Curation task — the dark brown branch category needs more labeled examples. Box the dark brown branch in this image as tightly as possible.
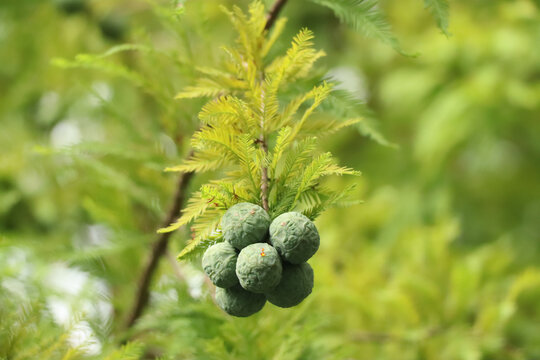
[125,151,194,329]
[265,0,288,30]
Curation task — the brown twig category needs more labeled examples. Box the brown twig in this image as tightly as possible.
[265,0,288,30]
[260,0,289,210]
[125,151,194,329]
[259,132,269,212]
[258,78,269,211]
[259,0,287,211]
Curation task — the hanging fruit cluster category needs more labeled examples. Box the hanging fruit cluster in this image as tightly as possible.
[202,203,320,317]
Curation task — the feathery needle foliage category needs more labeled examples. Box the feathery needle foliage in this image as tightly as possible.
[310,0,450,53]
[162,1,362,261]
[310,0,404,53]
[424,0,450,36]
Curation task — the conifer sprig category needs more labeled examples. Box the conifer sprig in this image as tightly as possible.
[165,1,362,261]
[309,0,450,53]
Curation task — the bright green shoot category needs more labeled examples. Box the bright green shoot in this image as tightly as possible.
[161,1,361,260]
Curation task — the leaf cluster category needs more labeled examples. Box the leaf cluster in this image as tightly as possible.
[165,2,361,260]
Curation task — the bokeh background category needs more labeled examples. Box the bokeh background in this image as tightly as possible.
[1,0,540,359]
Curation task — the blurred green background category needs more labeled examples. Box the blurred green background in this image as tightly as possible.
[1,0,540,359]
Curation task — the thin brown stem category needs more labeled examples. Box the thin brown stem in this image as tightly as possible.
[260,0,288,210]
[265,0,288,30]
[258,64,269,211]
[125,151,194,329]
[259,133,269,212]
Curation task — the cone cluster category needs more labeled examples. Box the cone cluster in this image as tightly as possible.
[202,202,320,317]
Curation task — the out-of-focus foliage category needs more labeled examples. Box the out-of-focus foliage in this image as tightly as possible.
[0,0,539,359]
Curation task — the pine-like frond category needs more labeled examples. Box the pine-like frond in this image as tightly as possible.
[52,54,144,87]
[270,138,318,215]
[199,96,240,125]
[164,180,249,258]
[321,88,395,147]
[289,153,332,204]
[175,78,230,99]
[198,95,257,133]
[290,82,333,138]
[177,218,224,261]
[356,118,396,148]
[245,79,280,134]
[194,66,248,90]
[271,147,360,216]
[310,0,405,54]
[323,163,361,177]
[158,192,211,233]
[301,184,360,220]
[161,176,254,234]
[269,127,293,177]
[275,82,330,131]
[291,152,359,205]
[205,180,253,205]
[424,0,450,36]
[221,45,259,88]
[191,127,260,194]
[103,342,144,360]
[165,149,230,173]
[276,93,309,130]
[266,28,326,87]
[299,117,360,136]
[236,135,261,197]
[262,81,281,131]
[191,126,259,191]
[275,137,318,187]
[220,1,266,65]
